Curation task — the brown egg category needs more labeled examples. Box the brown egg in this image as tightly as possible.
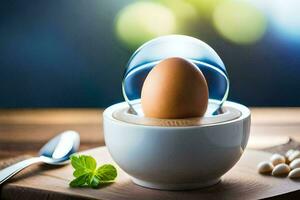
[141,57,209,119]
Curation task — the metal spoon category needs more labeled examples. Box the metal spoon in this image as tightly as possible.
[0,130,80,185]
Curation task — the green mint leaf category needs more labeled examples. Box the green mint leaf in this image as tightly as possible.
[96,164,117,182]
[84,156,97,171]
[69,154,117,189]
[73,168,87,178]
[90,176,101,188]
[70,155,97,177]
[69,174,89,187]
[70,155,82,169]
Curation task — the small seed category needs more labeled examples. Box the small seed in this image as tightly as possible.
[288,150,300,162]
[270,154,285,166]
[289,158,300,169]
[272,163,290,176]
[257,161,274,174]
[286,149,295,158]
[288,168,300,179]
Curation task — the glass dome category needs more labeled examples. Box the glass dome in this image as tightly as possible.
[122,35,229,115]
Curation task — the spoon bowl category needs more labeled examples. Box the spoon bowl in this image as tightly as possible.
[0,130,80,184]
[39,130,80,164]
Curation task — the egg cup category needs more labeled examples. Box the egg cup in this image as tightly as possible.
[103,35,251,190]
[104,100,250,190]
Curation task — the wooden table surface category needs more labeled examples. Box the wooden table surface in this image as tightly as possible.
[0,108,300,199]
[1,108,300,160]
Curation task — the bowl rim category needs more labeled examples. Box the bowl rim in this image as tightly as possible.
[103,100,250,130]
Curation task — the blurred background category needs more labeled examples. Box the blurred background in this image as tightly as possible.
[0,0,299,108]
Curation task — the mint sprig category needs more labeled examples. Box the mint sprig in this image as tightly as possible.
[69,155,117,188]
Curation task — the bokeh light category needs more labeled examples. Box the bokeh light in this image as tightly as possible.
[187,0,225,19]
[155,0,199,35]
[269,0,300,40]
[115,2,176,49]
[213,1,267,44]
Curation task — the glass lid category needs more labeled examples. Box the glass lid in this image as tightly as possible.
[122,35,229,115]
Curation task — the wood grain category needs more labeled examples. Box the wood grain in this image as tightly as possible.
[0,109,104,160]
[2,147,300,200]
[1,108,300,159]
[0,108,300,199]
[0,109,101,125]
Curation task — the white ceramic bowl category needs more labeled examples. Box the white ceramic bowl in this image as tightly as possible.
[103,101,250,190]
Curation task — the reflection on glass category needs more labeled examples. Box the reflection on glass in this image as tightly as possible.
[122,35,229,115]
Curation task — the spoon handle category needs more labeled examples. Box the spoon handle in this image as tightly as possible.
[0,157,42,185]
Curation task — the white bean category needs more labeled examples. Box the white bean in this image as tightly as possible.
[289,158,300,169]
[272,163,290,176]
[285,149,295,158]
[270,153,285,166]
[288,168,300,179]
[257,161,274,174]
[288,150,300,162]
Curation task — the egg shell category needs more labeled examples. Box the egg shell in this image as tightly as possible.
[141,57,209,119]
